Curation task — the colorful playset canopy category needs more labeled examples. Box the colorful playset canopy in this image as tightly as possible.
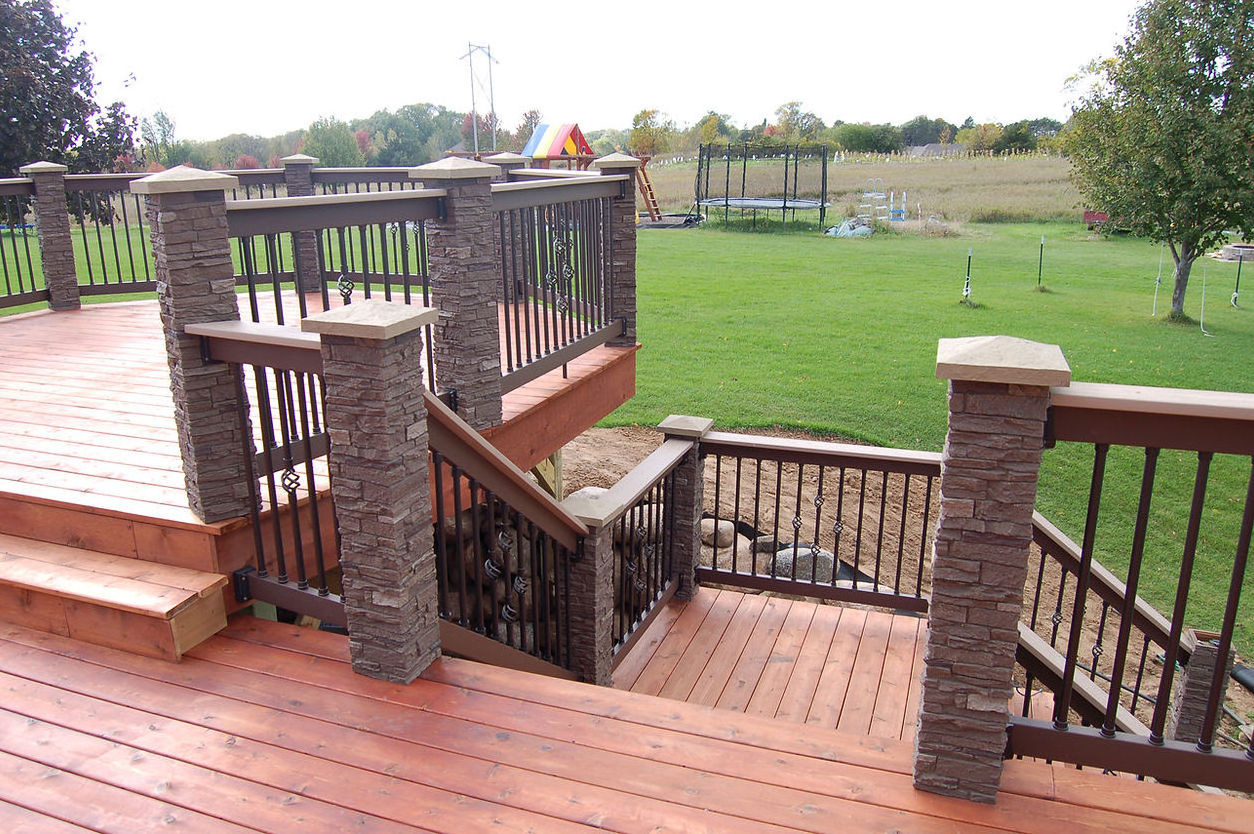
[521,123,593,160]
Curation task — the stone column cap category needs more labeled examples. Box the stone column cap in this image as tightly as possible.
[281,153,320,166]
[592,152,641,171]
[302,300,439,340]
[19,161,68,175]
[131,166,240,194]
[936,335,1071,387]
[483,152,529,164]
[659,414,714,438]
[410,157,500,181]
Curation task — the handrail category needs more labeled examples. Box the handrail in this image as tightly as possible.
[313,167,415,185]
[564,439,693,527]
[505,168,597,181]
[224,189,446,237]
[491,176,626,212]
[700,430,943,476]
[0,178,34,197]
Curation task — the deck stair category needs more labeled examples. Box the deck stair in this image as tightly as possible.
[0,532,227,661]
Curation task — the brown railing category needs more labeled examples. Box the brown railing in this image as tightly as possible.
[697,431,942,613]
[1008,381,1254,792]
[0,178,43,307]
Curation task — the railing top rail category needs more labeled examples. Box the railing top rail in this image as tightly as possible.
[492,175,627,212]
[700,430,943,476]
[506,168,598,181]
[1049,381,1254,455]
[225,188,446,237]
[64,172,144,192]
[564,438,693,528]
[228,169,287,186]
[0,178,34,197]
[313,167,415,184]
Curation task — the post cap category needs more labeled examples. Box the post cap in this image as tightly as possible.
[130,166,240,195]
[302,300,439,340]
[936,336,1071,387]
[592,152,641,171]
[281,153,320,166]
[483,152,529,164]
[659,415,714,438]
[19,161,68,175]
[409,157,500,180]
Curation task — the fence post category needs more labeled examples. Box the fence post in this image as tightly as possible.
[559,497,618,686]
[914,335,1071,803]
[130,167,254,523]
[410,157,503,430]
[302,300,443,683]
[483,152,530,181]
[20,161,79,311]
[281,153,322,294]
[1167,629,1233,745]
[659,415,714,600]
[592,153,640,346]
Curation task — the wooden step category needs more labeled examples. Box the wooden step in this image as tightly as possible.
[0,533,227,661]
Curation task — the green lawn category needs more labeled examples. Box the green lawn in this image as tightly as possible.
[611,222,1253,653]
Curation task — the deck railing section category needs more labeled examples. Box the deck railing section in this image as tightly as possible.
[492,176,623,391]
[697,431,941,613]
[1007,381,1254,792]
[64,173,156,294]
[0,178,43,307]
[313,167,419,195]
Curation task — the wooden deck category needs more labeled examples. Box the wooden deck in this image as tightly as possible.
[1,615,1247,833]
[615,587,928,741]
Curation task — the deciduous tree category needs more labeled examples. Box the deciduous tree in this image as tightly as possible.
[1068,0,1254,318]
[302,116,365,167]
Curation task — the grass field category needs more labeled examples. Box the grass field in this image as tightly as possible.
[610,222,1253,654]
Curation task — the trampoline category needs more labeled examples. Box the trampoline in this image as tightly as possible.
[697,197,826,211]
[695,143,830,228]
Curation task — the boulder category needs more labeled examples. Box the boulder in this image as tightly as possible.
[700,517,736,548]
[769,545,836,584]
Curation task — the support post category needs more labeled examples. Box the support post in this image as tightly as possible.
[914,335,1071,803]
[302,300,443,683]
[659,415,714,600]
[410,157,503,430]
[483,152,530,181]
[131,167,254,523]
[592,153,640,346]
[1167,629,1233,745]
[281,153,322,294]
[559,497,618,686]
[20,161,79,311]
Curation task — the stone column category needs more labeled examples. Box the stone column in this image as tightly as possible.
[1167,629,1233,746]
[483,152,530,181]
[592,153,640,346]
[131,167,253,524]
[282,153,322,294]
[559,494,617,686]
[20,161,79,311]
[913,335,1071,804]
[302,300,442,683]
[659,415,714,600]
[410,157,503,430]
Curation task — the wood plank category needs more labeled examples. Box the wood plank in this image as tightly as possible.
[0,534,225,598]
[744,598,815,718]
[869,614,924,740]
[903,613,927,742]
[656,588,741,702]
[714,595,792,712]
[0,799,95,834]
[0,552,202,617]
[628,585,717,696]
[0,493,140,555]
[611,592,685,690]
[685,591,766,707]
[774,602,842,722]
[804,605,867,728]
[836,608,893,736]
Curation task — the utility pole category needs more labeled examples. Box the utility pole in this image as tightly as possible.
[459,43,499,155]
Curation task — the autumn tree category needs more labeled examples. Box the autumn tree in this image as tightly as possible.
[628,109,676,156]
[1069,0,1254,318]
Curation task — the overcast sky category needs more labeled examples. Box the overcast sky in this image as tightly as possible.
[56,0,1143,142]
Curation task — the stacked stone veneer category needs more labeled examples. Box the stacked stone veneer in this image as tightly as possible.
[1167,630,1233,746]
[567,519,616,685]
[660,415,713,600]
[131,168,254,524]
[411,158,503,430]
[914,336,1070,804]
[303,301,442,683]
[593,154,640,346]
[282,154,322,294]
[20,162,79,311]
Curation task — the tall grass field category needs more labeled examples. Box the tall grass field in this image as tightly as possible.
[611,222,1253,654]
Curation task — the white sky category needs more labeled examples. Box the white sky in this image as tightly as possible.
[56,0,1142,142]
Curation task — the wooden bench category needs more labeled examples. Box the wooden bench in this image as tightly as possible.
[0,533,227,661]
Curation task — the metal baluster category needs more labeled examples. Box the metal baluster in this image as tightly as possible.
[432,451,450,619]
[895,474,910,594]
[874,470,888,588]
[294,372,330,595]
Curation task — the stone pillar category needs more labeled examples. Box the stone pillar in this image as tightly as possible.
[483,152,530,181]
[131,167,254,524]
[913,335,1071,804]
[559,494,618,686]
[659,415,714,600]
[1167,629,1233,746]
[302,300,443,683]
[282,153,322,294]
[410,157,503,430]
[592,153,641,346]
[20,161,79,311]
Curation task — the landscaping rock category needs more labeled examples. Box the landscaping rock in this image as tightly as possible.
[752,535,781,553]
[770,545,836,584]
[701,517,736,548]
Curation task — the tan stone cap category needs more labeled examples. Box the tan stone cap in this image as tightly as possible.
[659,414,713,438]
[19,161,68,175]
[302,300,439,340]
[410,157,500,180]
[281,153,320,166]
[592,152,641,170]
[936,335,1071,387]
[483,152,529,164]
[131,166,240,194]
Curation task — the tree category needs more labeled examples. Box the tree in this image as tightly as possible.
[301,116,365,167]
[955,123,1003,152]
[0,0,135,175]
[514,109,542,151]
[772,101,825,142]
[900,115,959,146]
[628,109,676,157]
[1068,0,1254,318]
[991,120,1036,154]
[688,111,734,147]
